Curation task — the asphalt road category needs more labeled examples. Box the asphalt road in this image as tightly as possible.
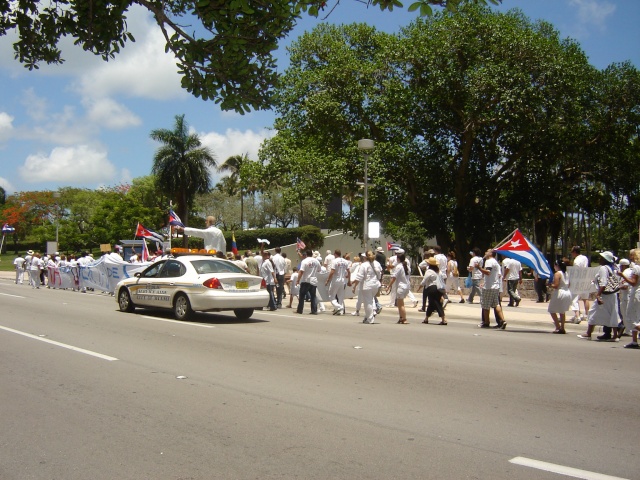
[0,278,638,480]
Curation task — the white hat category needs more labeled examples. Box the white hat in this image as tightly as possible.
[27,250,34,255]
[376,246,384,253]
[599,251,616,263]
[619,258,630,266]
[396,248,405,255]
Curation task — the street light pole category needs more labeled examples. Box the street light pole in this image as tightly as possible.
[357,139,375,249]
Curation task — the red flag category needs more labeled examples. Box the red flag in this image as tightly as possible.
[141,238,149,262]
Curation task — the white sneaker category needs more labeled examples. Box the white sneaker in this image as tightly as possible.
[351,311,360,316]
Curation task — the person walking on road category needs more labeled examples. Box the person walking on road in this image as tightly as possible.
[548,260,572,334]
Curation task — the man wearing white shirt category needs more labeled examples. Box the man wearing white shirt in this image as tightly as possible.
[177,216,226,253]
[271,247,287,308]
[503,257,522,307]
[13,253,25,284]
[478,249,506,329]
[296,249,321,314]
[325,249,349,315]
[434,246,449,308]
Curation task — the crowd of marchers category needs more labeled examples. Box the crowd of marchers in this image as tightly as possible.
[10,241,640,350]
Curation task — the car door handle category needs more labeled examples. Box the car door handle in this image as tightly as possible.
[169,283,176,286]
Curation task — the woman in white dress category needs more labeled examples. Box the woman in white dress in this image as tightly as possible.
[547,260,573,334]
[387,253,411,324]
[622,249,640,349]
[351,251,381,324]
[578,251,621,341]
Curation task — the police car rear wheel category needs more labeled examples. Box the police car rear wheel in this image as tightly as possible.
[174,294,193,321]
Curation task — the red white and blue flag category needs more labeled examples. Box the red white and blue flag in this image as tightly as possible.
[296,237,306,250]
[231,232,238,255]
[135,223,165,244]
[494,229,552,280]
[387,242,401,251]
[169,209,185,228]
[2,223,15,234]
[141,238,150,262]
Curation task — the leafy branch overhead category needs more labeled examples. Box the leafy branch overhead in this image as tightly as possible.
[1,0,499,113]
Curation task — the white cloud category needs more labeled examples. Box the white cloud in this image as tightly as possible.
[74,8,184,102]
[200,128,273,166]
[84,98,142,129]
[21,89,49,122]
[0,112,14,141]
[569,0,616,33]
[19,145,117,184]
[0,176,16,193]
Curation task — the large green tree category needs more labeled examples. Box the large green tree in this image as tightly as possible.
[1,0,499,113]
[261,6,638,264]
[150,114,217,245]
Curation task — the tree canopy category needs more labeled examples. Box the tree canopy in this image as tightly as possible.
[259,5,640,262]
[1,0,499,113]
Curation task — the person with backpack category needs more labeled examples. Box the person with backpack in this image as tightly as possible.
[577,251,621,342]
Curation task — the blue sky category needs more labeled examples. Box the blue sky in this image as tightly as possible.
[0,0,638,195]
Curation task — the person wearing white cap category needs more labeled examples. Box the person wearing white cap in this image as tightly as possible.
[577,251,621,341]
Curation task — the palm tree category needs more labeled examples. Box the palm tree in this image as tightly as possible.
[150,114,216,245]
[217,153,248,229]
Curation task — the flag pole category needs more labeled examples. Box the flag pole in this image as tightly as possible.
[493,229,518,249]
[0,233,5,258]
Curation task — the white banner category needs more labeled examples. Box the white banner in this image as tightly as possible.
[566,266,599,295]
[48,256,150,293]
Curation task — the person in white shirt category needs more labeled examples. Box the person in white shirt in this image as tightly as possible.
[477,249,506,329]
[325,249,349,315]
[14,254,25,284]
[351,251,382,324]
[503,257,522,307]
[570,245,590,324]
[176,216,226,253]
[433,246,450,308]
[287,268,300,308]
[260,251,278,311]
[29,253,43,289]
[296,249,321,314]
[271,247,287,308]
[323,250,335,270]
[446,251,465,303]
[467,247,484,303]
[387,252,412,324]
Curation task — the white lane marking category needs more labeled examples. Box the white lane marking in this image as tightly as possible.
[509,456,630,480]
[0,292,26,298]
[0,325,119,361]
[141,316,215,328]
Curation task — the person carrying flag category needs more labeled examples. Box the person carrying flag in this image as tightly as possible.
[176,216,226,254]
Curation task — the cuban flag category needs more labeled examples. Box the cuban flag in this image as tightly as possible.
[169,209,185,227]
[494,229,552,280]
[231,232,238,256]
[2,223,15,234]
[135,223,165,244]
[387,242,401,251]
[296,237,306,250]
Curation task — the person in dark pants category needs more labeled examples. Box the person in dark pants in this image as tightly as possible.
[296,249,321,314]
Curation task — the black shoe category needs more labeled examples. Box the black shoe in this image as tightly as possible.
[515,299,520,307]
[507,304,514,307]
[500,322,507,330]
[596,334,612,341]
[459,299,465,303]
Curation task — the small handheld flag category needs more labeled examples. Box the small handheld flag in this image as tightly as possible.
[296,237,306,250]
[231,233,238,255]
[257,237,270,245]
[494,229,552,280]
[169,209,185,228]
[135,223,165,244]
[2,223,15,234]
